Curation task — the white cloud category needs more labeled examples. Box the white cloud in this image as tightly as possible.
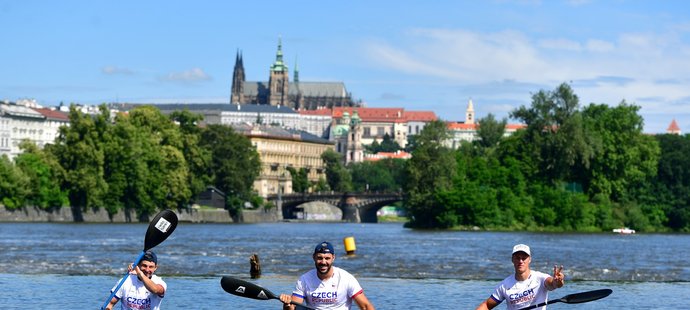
[585,39,614,52]
[160,68,212,82]
[361,26,690,132]
[102,66,134,75]
[539,38,582,51]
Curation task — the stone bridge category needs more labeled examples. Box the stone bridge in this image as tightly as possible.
[267,192,404,223]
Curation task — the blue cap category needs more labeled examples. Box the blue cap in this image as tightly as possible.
[314,241,335,254]
[142,250,157,264]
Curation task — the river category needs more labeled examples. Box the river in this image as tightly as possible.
[0,222,688,309]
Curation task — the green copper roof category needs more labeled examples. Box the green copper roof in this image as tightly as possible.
[271,37,288,72]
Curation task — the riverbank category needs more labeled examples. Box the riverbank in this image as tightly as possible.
[0,205,281,223]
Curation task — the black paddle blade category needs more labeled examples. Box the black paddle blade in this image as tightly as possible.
[220,276,278,300]
[560,288,613,304]
[144,209,178,250]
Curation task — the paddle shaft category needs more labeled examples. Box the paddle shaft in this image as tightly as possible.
[518,299,560,310]
[100,251,145,310]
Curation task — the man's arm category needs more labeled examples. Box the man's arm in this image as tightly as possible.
[545,265,565,291]
[475,297,499,310]
[104,296,118,310]
[279,293,304,310]
[134,266,165,296]
[353,292,375,310]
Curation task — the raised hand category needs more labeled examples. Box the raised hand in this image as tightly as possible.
[552,264,565,288]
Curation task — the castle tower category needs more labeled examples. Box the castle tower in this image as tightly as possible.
[293,56,304,109]
[346,110,364,164]
[465,98,475,125]
[230,50,245,104]
[268,38,290,107]
[667,119,682,135]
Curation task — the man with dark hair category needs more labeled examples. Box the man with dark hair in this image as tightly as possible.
[105,250,167,310]
[279,241,375,310]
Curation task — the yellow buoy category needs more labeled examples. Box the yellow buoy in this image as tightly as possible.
[343,236,356,255]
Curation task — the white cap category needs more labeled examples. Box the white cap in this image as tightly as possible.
[512,244,531,256]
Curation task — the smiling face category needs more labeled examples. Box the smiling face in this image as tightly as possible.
[512,251,531,274]
[313,252,335,278]
[138,259,158,279]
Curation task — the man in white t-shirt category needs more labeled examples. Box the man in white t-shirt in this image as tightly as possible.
[475,244,565,310]
[105,250,167,310]
[279,241,375,310]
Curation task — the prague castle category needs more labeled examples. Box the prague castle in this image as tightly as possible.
[230,39,357,110]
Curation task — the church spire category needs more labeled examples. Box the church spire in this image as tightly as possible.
[465,98,475,125]
[271,37,288,72]
[294,56,300,82]
[230,49,245,104]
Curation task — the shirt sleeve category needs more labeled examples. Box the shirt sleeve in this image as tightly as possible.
[110,276,128,299]
[293,276,306,299]
[346,273,364,298]
[490,283,505,303]
[152,275,167,298]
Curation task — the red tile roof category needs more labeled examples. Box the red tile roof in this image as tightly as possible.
[667,119,681,133]
[300,107,438,123]
[33,108,69,121]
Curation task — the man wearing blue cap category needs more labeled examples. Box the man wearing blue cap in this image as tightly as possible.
[105,250,167,310]
[475,244,565,310]
[279,241,375,309]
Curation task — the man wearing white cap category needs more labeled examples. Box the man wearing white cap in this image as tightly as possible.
[475,244,565,310]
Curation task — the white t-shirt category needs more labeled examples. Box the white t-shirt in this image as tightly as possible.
[292,267,364,310]
[490,271,551,310]
[111,274,167,310]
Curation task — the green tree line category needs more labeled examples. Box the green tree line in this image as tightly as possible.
[403,83,690,232]
[0,105,260,220]
[3,83,690,232]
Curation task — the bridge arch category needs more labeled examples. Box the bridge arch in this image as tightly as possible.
[267,192,404,223]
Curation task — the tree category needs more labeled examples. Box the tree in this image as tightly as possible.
[349,158,406,192]
[51,104,109,220]
[0,155,29,209]
[404,120,456,228]
[365,133,401,153]
[321,149,352,191]
[581,102,659,202]
[199,124,261,210]
[651,134,690,231]
[475,113,507,149]
[169,110,212,202]
[15,140,68,209]
[510,83,595,184]
[103,106,192,217]
[287,167,310,193]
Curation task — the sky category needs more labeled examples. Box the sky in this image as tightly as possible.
[2,0,690,134]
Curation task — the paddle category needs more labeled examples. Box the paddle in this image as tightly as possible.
[100,209,178,310]
[517,289,613,310]
[220,276,316,310]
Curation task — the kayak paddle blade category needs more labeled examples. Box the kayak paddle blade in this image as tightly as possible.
[221,276,278,300]
[144,209,178,251]
[561,288,613,304]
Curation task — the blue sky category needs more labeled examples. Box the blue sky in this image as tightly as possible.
[2,0,690,133]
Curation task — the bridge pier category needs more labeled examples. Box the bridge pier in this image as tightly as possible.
[342,204,361,222]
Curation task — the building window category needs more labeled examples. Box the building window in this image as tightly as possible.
[363,127,371,137]
[377,127,384,136]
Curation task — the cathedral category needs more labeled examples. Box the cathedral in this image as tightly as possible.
[230,39,357,110]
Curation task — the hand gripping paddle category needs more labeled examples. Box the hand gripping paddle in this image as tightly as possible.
[100,209,178,310]
[220,276,316,310]
[517,289,613,310]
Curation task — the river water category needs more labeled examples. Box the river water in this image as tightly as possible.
[0,222,688,309]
